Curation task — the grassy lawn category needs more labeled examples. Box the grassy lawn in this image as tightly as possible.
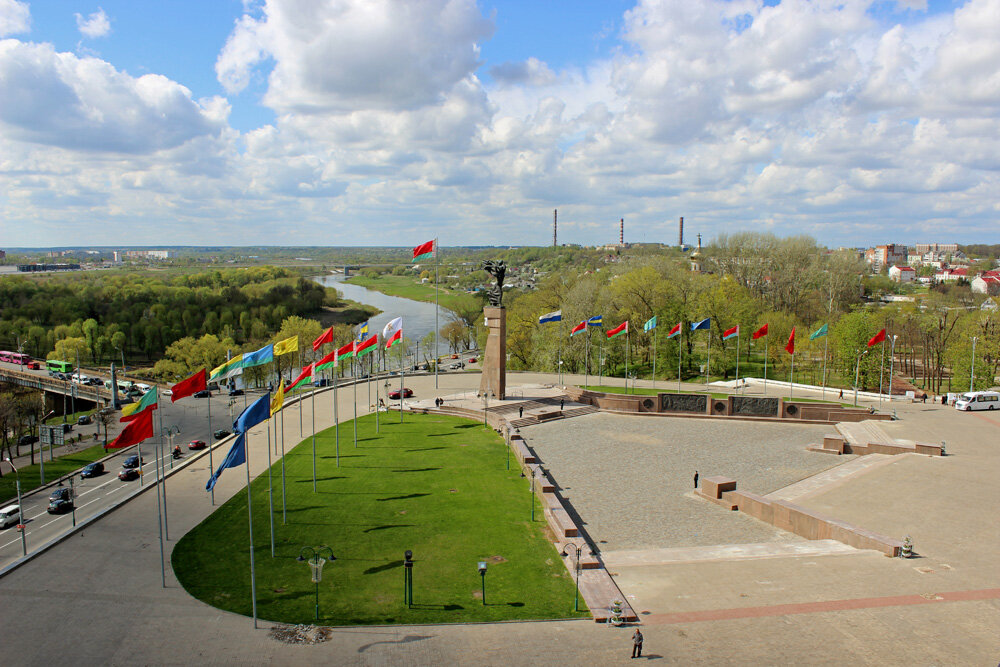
[344,274,476,314]
[172,412,587,626]
[0,443,109,505]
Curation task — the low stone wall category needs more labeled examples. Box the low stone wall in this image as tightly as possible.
[731,396,779,417]
[697,477,903,556]
[812,436,943,457]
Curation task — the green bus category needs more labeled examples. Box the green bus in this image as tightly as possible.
[46,359,74,373]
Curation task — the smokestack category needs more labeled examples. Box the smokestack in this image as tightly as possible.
[553,209,557,247]
[678,216,684,247]
[620,218,624,246]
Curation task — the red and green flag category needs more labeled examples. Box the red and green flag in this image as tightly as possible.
[667,322,681,339]
[289,364,314,391]
[723,325,739,341]
[121,387,158,422]
[607,321,628,339]
[355,335,379,357]
[315,348,338,372]
[336,341,355,360]
[412,239,435,262]
[569,321,586,336]
[382,318,403,349]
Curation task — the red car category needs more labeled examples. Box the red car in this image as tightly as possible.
[188,440,207,450]
[28,361,40,370]
[468,357,478,363]
[450,354,459,359]
[388,387,413,399]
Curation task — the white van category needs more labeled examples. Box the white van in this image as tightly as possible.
[0,504,21,529]
[954,391,1000,411]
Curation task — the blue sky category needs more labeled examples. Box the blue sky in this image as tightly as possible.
[2,0,998,248]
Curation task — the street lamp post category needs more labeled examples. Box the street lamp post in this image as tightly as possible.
[478,561,488,606]
[887,335,898,405]
[297,546,335,621]
[4,458,27,556]
[853,349,868,407]
[970,336,978,392]
[561,543,590,612]
[521,467,537,521]
[403,549,414,608]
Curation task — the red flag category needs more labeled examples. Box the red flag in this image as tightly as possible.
[752,324,769,340]
[412,239,435,261]
[667,322,681,339]
[569,321,586,336]
[337,341,355,359]
[170,368,206,403]
[312,326,333,352]
[785,327,795,355]
[867,328,886,347]
[105,407,154,450]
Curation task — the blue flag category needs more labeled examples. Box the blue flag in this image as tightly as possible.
[538,310,562,324]
[587,315,603,327]
[691,317,711,331]
[234,394,271,434]
[644,315,657,332]
[206,433,246,491]
[242,344,274,368]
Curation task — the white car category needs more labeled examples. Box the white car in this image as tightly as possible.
[0,504,21,529]
[954,391,1000,411]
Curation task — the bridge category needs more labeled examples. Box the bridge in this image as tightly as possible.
[0,366,114,416]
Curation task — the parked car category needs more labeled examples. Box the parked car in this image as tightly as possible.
[450,354,459,359]
[18,434,38,447]
[388,387,413,399]
[228,388,244,396]
[77,415,92,425]
[61,423,73,433]
[194,389,211,398]
[0,504,21,529]
[188,440,207,450]
[449,362,465,370]
[122,455,143,469]
[80,462,105,478]
[467,357,478,363]
[118,467,140,481]
[49,488,72,503]
[47,497,74,514]
[313,378,330,387]
[214,429,231,440]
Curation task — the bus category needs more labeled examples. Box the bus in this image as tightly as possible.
[954,391,1000,411]
[9,352,30,365]
[46,359,74,373]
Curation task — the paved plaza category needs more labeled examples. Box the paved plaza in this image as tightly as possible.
[0,371,997,665]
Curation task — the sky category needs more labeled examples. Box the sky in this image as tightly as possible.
[1,0,998,249]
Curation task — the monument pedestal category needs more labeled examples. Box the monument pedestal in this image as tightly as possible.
[479,306,506,399]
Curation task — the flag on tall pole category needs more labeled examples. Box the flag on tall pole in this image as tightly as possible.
[868,328,886,347]
[106,406,154,450]
[723,326,740,391]
[786,327,796,399]
[570,321,586,336]
[171,368,206,402]
[691,318,711,390]
[412,239,435,262]
[870,328,888,410]
[312,327,333,351]
[273,336,298,356]
[669,322,682,391]
[607,321,628,339]
[644,316,658,388]
[539,310,562,381]
[120,387,158,422]
[382,318,403,349]
[810,324,829,398]
[356,322,369,341]
[587,315,603,327]
[753,323,769,393]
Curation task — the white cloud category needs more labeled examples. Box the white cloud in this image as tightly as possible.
[0,0,29,37]
[75,8,111,39]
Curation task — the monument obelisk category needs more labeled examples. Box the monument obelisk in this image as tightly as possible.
[479,260,507,400]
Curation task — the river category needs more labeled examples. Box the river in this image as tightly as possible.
[313,274,457,358]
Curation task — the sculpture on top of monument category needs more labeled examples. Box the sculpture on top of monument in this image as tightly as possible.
[481,260,507,307]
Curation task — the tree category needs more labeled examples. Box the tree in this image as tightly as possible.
[441,320,470,353]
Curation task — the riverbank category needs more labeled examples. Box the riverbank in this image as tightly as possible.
[343,274,478,314]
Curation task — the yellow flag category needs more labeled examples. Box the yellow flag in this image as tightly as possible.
[270,380,285,416]
[273,336,299,356]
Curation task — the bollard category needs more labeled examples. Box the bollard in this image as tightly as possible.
[900,535,913,558]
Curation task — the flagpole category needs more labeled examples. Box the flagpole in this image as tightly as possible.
[298,372,303,438]
[705,328,711,392]
[735,328,740,394]
[821,336,829,400]
[280,405,286,524]
[585,327,590,389]
[311,375,317,491]
[153,432,166,588]
[353,357,358,448]
[375,350,380,433]
[333,363,340,467]
[878,337,886,411]
[763,341,768,396]
[677,326,682,393]
[652,325,657,390]
[435,238,440,390]
[207,386,215,505]
[557,332,562,385]
[266,418,275,557]
[599,335,604,387]
[399,342,404,423]
[244,432,259,629]
[625,327,630,394]
[789,351,794,399]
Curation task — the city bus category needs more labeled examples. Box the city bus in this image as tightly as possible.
[8,352,30,365]
[46,359,74,374]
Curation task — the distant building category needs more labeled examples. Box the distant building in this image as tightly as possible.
[914,243,958,255]
[17,263,80,272]
[888,265,915,283]
[935,267,968,282]
[124,250,173,260]
[864,244,908,271]
[971,272,1000,295]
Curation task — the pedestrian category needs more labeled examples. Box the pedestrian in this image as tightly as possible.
[694,470,699,489]
[631,628,643,658]
[838,388,844,400]
[519,406,523,418]
[922,393,927,404]
[560,399,565,411]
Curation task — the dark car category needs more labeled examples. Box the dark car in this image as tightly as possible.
[228,388,244,396]
[49,488,72,503]
[188,439,207,450]
[18,434,38,447]
[122,455,143,469]
[80,462,105,478]
[194,389,211,398]
[388,387,413,400]
[62,423,73,433]
[313,378,330,387]
[77,414,92,425]
[47,498,74,514]
[214,429,231,440]
[118,467,140,481]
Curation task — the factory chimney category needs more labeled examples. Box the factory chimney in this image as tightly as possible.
[678,216,684,247]
[619,218,624,246]
[553,209,557,247]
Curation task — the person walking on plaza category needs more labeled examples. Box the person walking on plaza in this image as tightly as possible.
[560,398,565,411]
[694,470,699,489]
[519,405,523,418]
[631,628,643,658]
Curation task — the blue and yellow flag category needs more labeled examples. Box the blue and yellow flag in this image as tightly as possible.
[357,322,369,341]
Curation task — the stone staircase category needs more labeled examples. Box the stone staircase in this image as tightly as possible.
[836,420,896,449]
